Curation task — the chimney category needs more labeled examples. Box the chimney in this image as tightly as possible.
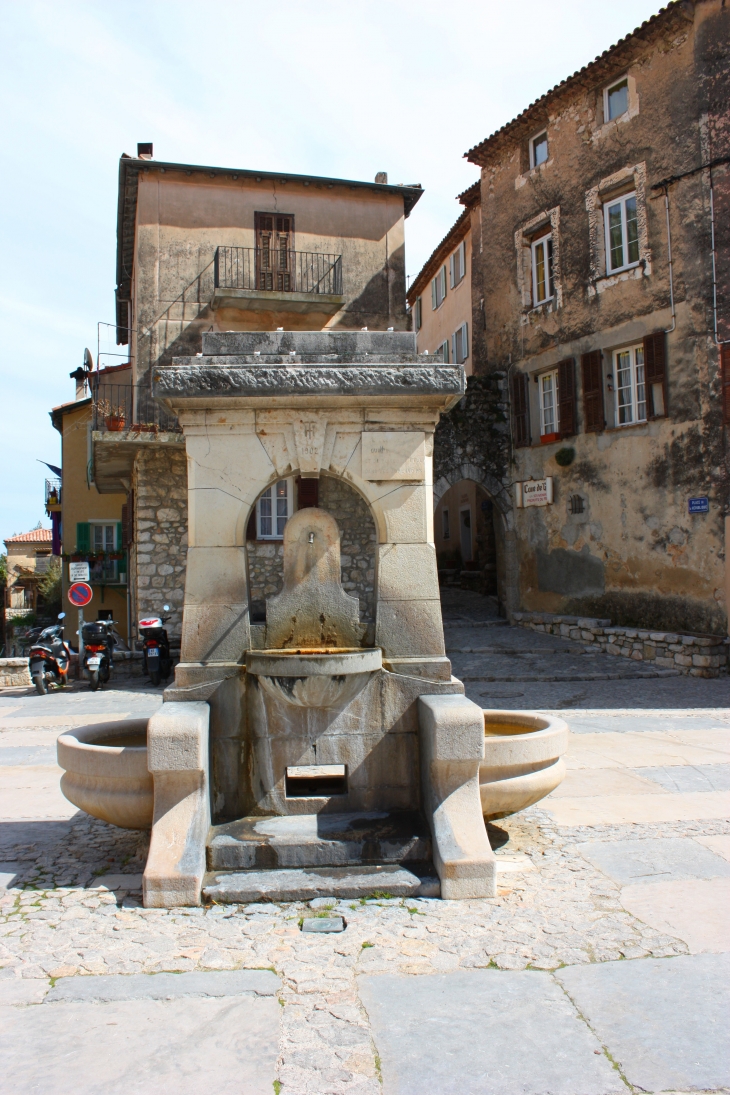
[69,367,87,400]
[137,142,153,159]
[374,172,388,184]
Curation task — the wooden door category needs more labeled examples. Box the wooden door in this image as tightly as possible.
[255,213,294,291]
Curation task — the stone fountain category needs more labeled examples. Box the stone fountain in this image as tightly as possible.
[54,329,567,906]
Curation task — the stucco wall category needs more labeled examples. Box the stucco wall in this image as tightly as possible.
[415,230,473,375]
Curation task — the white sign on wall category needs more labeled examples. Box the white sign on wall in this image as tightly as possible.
[514,477,554,508]
[69,561,90,582]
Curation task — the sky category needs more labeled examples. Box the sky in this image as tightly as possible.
[0,0,663,546]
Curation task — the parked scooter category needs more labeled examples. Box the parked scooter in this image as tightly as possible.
[29,613,72,695]
[139,605,172,687]
[81,619,116,691]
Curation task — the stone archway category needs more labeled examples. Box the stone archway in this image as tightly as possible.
[433,464,518,616]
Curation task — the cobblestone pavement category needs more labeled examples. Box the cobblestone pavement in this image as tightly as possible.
[1,598,729,1093]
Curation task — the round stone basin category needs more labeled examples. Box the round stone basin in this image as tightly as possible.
[246,648,382,708]
[479,710,569,820]
[56,719,153,830]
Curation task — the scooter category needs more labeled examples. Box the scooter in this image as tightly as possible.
[139,604,172,687]
[81,619,116,691]
[29,613,71,695]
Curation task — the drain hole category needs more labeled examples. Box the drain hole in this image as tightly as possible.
[285,764,347,798]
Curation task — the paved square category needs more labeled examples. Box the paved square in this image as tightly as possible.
[359,969,623,1095]
[557,954,730,1092]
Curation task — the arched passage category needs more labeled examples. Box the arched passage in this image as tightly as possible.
[433,466,517,616]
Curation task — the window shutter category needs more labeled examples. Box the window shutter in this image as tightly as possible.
[297,477,319,509]
[461,322,468,361]
[76,522,90,553]
[441,266,447,298]
[511,372,531,448]
[581,351,605,433]
[431,278,437,310]
[557,358,576,437]
[643,332,667,418]
[120,505,128,549]
[116,522,123,551]
[246,509,257,541]
[449,254,455,288]
[451,333,456,364]
[443,340,449,363]
[459,241,466,280]
[722,344,730,426]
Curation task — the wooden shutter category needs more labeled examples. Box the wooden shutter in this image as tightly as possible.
[297,477,319,509]
[76,522,90,553]
[121,505,128,549]
[116,522,123,551]
[581,350,605,433]
[511,371,531,448]
[461,322,468,361]
[431,278,437,309]
[722,344,730,426]
[557,358,576,437]
[643,331,667,418]
[449,253,455,288]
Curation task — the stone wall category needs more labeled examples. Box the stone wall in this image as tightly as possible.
[0,659,32,687]
[133,448,188,641]
[246,474,377,627]
[512,611,729,679]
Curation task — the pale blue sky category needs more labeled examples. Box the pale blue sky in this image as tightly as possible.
[0,0,662,544]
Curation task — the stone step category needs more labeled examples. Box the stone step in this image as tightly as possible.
[203,864,430,903]
[458,670,680,682]
[207,810,431,872]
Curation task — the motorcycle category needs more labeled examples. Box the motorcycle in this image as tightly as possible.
[29,613,71,695]
[139,604,172,686]
[81,619,116,691]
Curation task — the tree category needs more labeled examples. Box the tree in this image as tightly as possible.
[37,557,62,618]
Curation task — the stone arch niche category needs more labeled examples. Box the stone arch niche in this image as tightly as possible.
[245,473,377,637]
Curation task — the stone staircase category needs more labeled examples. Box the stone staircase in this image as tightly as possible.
[202,810,440,903]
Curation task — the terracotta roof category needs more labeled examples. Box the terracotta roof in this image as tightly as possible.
[457,181,481,207]
[407,207,472,305]
[464,1,696,165]
[5,528,52,544]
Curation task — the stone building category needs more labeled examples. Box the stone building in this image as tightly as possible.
[428,0,730,633]
[90,152,423,640]
[3,527,55,620]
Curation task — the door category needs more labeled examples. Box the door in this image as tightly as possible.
[460,506,473,563]
[255,213,294,291]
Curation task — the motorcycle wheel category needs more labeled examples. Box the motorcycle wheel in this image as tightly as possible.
[89,670,100,692]
[33,672,47,696]
[149,669,161,687]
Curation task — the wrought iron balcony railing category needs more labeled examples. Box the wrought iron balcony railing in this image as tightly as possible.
[45,479,62,506]
[91,384,181,434]
[215,246,343,296]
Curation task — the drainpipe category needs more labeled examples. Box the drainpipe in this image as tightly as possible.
[662,188,676,334]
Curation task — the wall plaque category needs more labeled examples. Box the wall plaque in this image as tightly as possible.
[361,431,425,481]
[515,477,553,508]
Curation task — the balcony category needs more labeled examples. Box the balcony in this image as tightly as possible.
[91,383,184,494]
[212,246,344,316]
[45,479,62,512]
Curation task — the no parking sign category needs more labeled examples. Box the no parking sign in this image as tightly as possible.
[68,582,93,608]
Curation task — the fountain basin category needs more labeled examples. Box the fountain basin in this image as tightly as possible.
[246,647,382,708]
[57,719,153,829]
[479,710,568,820]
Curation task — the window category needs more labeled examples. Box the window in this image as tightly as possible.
[449,241,466,288]
[531,233,554,304]
[451,323,468,365]
[614,345,646,425]
[431,265,447,309]
[530,131,548,169]
[604,192,639,273]
[257,479,291,539]
[414,296,422,331]
[442,508,450,540]
[539,369,560,437]
[437,339,449,363]
[90,522,119,582]
[255,212,294,292]
[605,78,629,121]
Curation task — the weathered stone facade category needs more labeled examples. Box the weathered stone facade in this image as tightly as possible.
[247,474,377,630]
[133,448,188,640]
[426,0,730,635]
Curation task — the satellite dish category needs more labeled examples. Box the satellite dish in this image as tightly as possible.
[83,348,94,371]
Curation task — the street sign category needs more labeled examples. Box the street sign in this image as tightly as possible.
[688,496,709,514]
[68,582,93,607]
[69,561,90,582]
